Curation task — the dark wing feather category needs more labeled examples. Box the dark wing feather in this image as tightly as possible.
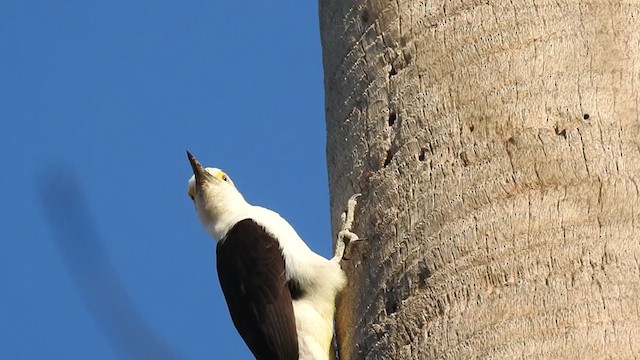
[216,219,298,360]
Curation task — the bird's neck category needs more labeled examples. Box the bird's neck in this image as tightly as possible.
[201,195,252,242]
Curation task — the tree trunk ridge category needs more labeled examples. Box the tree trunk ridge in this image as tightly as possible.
[321,1,640,359]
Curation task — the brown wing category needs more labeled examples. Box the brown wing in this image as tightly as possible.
[216,219,298,360]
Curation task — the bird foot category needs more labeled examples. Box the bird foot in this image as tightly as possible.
[332,193,361,263]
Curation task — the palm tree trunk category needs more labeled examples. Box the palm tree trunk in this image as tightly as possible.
[320,1,640,359]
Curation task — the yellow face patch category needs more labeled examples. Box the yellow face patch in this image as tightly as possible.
[214,170,230,182]
[188,169,231,200]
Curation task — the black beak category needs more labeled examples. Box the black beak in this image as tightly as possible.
[186,151,213,188]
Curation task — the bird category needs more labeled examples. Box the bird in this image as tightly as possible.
[186,151,360,360]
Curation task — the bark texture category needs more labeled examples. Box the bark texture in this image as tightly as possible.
[320,1,640,359]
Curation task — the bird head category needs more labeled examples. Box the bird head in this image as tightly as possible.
[186,151,247,240]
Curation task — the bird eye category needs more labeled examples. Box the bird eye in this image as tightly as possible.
[221,174,228,182]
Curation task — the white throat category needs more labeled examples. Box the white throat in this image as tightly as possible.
[194,187,251,241]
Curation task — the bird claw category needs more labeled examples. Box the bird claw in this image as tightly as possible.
[332,193,361,263]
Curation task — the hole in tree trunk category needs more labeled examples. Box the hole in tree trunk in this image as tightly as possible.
[385,298,398,315]
[388,109,397,126]
[418,148,427,161]
[389,64,398,78]
[383,150,393,167]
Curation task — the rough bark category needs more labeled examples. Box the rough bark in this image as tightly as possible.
[320,1,640,359]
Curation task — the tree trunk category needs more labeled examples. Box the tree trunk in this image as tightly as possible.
[320,1,640,359]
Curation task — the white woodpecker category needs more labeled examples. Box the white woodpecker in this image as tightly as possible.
[186,151,360,360]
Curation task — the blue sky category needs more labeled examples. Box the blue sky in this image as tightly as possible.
[1,1,331,359]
